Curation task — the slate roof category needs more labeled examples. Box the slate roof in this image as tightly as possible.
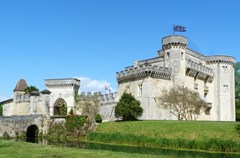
[13,79,28,92]
[40,89,52,94]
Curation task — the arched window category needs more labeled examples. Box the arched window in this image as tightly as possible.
[53,98,67,115]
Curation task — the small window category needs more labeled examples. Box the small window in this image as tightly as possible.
[138,84,142,96]
[205,108,211,115]
[166,52,170,59]
[181,52,184,60]
[194,83,198,90]
[222,65,228,73]
[223,85,229,92]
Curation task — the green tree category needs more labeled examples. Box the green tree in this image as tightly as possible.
[24,86,39,94]
[54,100,67,115]
[158,86,207,120]
[235,62,240,121]
[115,92,143,121]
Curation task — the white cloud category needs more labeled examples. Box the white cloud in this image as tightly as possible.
[74,77,115,93]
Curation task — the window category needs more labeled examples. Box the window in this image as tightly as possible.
[181,52,184,60]
[223,85,229,92]
[222,65,228,73]
[194,83,198,90]
[166,52,170,59]
[138,84,142,96]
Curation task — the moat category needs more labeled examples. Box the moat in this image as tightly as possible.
[22,138,239,158]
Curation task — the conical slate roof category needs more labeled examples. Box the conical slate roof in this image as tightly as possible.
[13,79,28,92]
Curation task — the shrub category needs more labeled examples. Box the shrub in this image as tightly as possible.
[3,132,10,139]
[95,114,103,123]
[47,123,65,138]
[115,92,143,121]
[65,115,86,131]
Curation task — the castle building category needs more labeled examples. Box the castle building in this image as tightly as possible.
[116,35,236,121]
[0,35,236,121]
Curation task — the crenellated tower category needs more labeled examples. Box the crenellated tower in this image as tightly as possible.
[162,35,188,87]
[207,56,236,121]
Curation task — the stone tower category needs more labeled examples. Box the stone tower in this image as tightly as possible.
[207,56,236,121]
[13,79,28,102]
[162,35,188,87]
[45,78,80,116]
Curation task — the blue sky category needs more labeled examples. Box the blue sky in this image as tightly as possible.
[1,0,240,101]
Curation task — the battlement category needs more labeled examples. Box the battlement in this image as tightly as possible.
[117,64,171,83]
[206,55,236,65]
[162,35,188,50]
[186,59,214,82]
[45,78,80,89]
[78,92,118,103]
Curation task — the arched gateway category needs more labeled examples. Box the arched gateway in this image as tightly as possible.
[45,78,80,116]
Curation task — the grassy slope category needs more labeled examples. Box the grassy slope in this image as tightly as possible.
[95,120,240,141]
[0,140,167,158]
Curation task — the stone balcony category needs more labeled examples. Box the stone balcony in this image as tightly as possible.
[116,64,171,83]
[186,59,214,83]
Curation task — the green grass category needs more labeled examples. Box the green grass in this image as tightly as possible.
[0,140,168,158]
[95,120,240,141]
[87,120,240,152]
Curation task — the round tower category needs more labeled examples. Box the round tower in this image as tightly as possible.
[162,35,188,86]
[207,56,236,121]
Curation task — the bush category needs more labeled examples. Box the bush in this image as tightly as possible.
[115,92,143,121]
[65,115,86,131]
[3,132,10,139]
[95,114,103,123]
[47,123,66,138]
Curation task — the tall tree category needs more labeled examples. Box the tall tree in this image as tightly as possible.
[115,92,143,121]
[158,86,207,120]
[235,62,240,121]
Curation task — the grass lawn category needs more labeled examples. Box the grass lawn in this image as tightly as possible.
[0,140,168,158]
[95,120,240,141]
[87,120,240,153]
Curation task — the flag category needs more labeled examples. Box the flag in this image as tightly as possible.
[173,25,186,32]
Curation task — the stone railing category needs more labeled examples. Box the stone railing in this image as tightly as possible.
[186,59,214,83]
[116,65,171,83]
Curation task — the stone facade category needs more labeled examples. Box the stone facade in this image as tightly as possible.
[116,35,236,121]
[1,78,117,121]
[0,35,236,123]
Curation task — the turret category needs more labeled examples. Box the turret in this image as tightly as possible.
[206,56,236,121]
[13,79,28,102]
[162,35,188,86]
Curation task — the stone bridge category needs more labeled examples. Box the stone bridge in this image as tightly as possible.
[0,115,50,138]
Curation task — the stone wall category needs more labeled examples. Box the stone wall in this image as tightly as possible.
[0,115,48,137]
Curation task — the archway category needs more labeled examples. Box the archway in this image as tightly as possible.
[53,98,67,116]
[26,124,38,142]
